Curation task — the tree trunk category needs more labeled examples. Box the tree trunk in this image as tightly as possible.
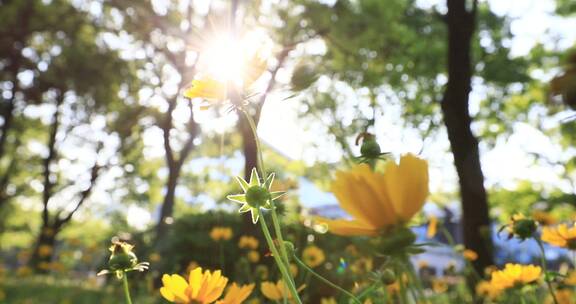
[441,0,493,275]
[29,223,58,273]
[155,167,180,243]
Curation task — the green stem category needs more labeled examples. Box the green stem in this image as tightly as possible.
[260,214,302,304]
[240,107,294,286]
[293,255,361,304]
[402,258,426,301]
[396,266,409,304]
[270,203,293,277]
[535,238,558,304]
[122,273,133,304]
[355,281,380,300]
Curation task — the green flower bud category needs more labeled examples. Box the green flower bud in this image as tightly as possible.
[245,185,271,208]
[513,219,537,240]
[360,139,381,159]
[381,269,396,285]
[108,241,138,272]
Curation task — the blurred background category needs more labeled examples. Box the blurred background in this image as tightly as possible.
[0,0,575,302]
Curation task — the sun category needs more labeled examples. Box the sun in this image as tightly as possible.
[197,30,270,89]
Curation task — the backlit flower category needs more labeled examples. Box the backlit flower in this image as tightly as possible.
[210,227,233,242]
[316,154,428,236]
[216,283,255,304]
[490,264,541,290]
[160,267,228,303]
[542,223,576,250]
[227,168,285,224]
[238,236,259,250]
[302,245,325,268]
[184,77,227,101]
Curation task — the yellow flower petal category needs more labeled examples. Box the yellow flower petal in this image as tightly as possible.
[384,154,429,222]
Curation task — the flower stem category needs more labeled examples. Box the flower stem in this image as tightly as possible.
[239,107,294,285]
[122,273,133,304]
[535,238,558,304]
[260,214,302,304]
[293,255,362,304]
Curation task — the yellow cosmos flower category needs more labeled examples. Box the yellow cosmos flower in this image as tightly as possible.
[247,251,260,263]
[542,223,576,250]
[261,280,304,302]
[160,267,228,303]
[216,283,255,304]
[475,280,501,300]
[490,264,541,290]
[210,227,233,242]
[462,249,478,261]
[184,77,227,101]
[316,154,429,236]
[302,245,325,268]
[426,215,438,238]
[238,236,259,250]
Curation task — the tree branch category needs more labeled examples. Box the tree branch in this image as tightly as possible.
[42,90,64,225]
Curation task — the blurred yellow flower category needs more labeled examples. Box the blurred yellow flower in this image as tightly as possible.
[38,245,53,257]
[320,297,337,304]
[210,227,233,242]
[542,223,576,250]
[247,251,260,263]
[238,236,259,250]
[564,271,576,285]
[261,280,289,301]
[187,261,199,274]
[462,249,478,261]
[16,266,32,277]
[289,263,298,277]
[216,283,255,304]
[427,215,438,238]
[160,267,228,304]
[533,210,556,225]
[490,264,541,289]
[302,245,325,268]
[184,77,227,101]
[255,265,269,280]
[475,280,501,300]
[431,278,448,293]
[547,289,575,304]
[149,253,161,262]
[316,154,429,236]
